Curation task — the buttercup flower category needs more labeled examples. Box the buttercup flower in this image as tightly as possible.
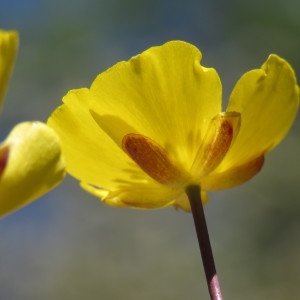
[48,41,299,211]
[0,30,65,217]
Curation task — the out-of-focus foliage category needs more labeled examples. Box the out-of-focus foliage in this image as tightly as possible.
[0,0,299,299]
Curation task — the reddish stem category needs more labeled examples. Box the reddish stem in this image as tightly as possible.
[186,185,223,300]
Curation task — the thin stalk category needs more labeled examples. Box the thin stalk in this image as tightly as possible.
[186,185,223,300]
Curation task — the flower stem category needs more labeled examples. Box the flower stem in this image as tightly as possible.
[186,185,223,300]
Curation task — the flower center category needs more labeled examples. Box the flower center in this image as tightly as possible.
[122,133,186,186]
[122,112,241,187]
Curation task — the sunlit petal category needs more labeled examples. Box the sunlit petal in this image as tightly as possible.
[0,122,65,217]
[48,89,154,192]
[219,54,299,171]
[89,41,222,169]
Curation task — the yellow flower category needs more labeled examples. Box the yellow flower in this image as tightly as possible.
[0,30,65,217]
[48,41,299,211]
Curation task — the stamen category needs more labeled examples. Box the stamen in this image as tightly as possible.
[122,133,185,186]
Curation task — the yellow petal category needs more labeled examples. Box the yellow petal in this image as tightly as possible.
[0,30,18,111]
[0,122,65,217]
[81,180,182,209]
[220,54,299,170]
[89,40,222,169]
[201,155,264,191]
[48,89,142,191]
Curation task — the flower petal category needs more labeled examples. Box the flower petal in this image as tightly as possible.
[81,179,182,209]
[48,89,153,192]
[201,155,264,191]
[89,41,222,169]
[220,54,299,170]
[0,122,65,217]
[0,30,18,111]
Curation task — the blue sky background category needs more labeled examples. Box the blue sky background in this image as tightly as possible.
[1,1,300,299]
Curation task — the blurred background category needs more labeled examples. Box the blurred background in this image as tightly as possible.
[1,0,300,299]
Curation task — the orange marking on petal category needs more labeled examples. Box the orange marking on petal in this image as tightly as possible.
[192,112,241,176]
[201,119,233,173]
[122,133,184,186]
